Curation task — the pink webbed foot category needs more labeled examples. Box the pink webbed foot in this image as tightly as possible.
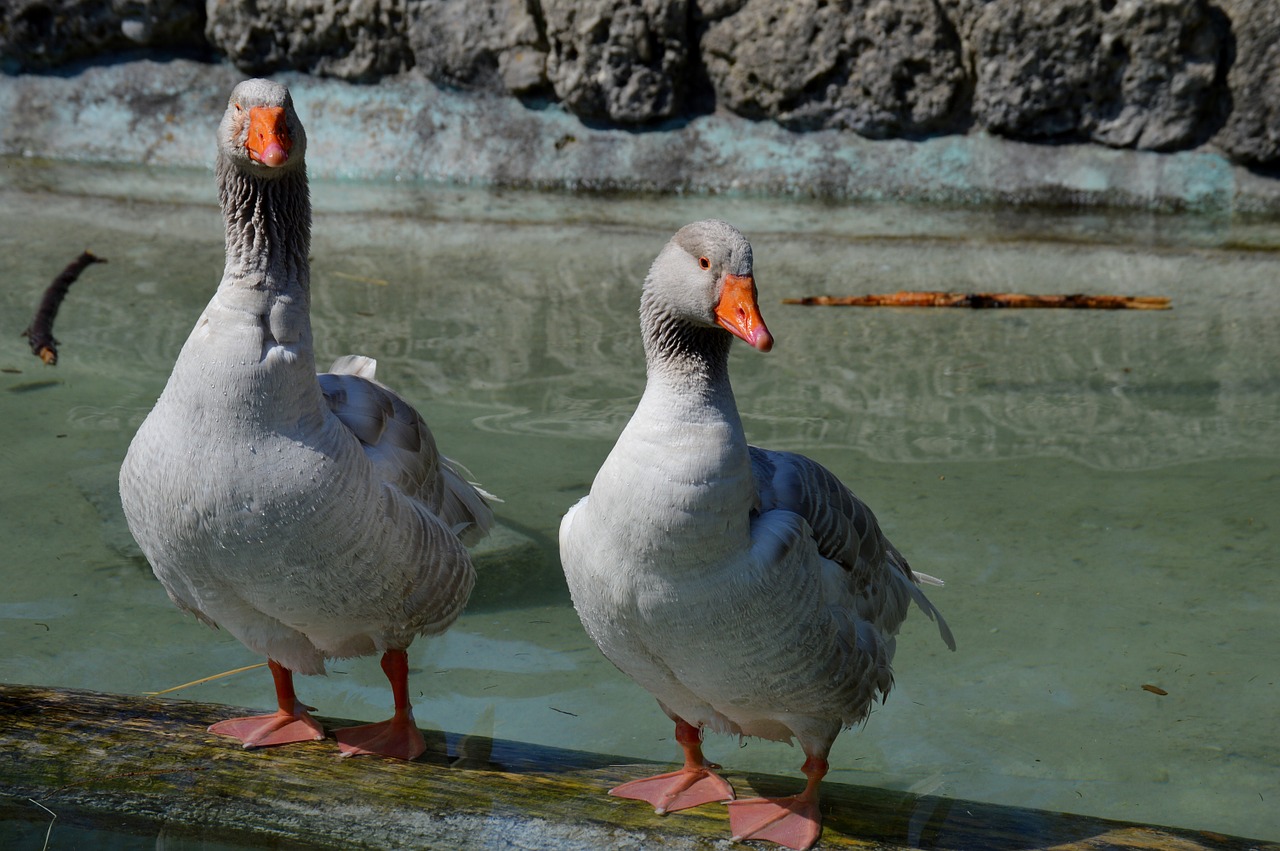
[334,649,427,761]
[727,794,822,850]
[208,708,325,748]
[334,713,427,761]
[208,659,324,748]
[611,718,736,814]
[727,753,829,850]
[610,765,736,814]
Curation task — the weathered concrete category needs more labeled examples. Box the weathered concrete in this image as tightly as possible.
[3,684,1276,851]
[2,0,1280,175]
[2,58,1277,213]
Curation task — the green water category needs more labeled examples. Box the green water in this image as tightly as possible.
[1,158,1277,845]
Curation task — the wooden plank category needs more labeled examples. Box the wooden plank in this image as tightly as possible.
[0,685,1271,850]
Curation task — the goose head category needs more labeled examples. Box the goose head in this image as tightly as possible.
[218,78,307,175]
[642,219,773,354]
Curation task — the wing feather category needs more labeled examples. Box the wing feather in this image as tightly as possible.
[750,446,954,650]
[319,358,494,546]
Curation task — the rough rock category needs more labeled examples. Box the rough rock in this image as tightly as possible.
[967,0,1223,150]
[0,0,205,71]
[700,0,966,137]
[3,0,1280,175]
[407,0,548,94]
[542,0,690,124]
[204,0,412,82]
[1091,0,1222,150]
[1213,0,1280,167]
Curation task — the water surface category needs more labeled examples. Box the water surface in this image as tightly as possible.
[1,158,1277,843]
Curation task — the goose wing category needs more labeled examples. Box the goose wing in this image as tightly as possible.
[320,356,494,545]
[750,446,954,650]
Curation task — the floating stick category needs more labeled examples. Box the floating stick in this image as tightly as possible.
[22,251,108,365]
[783,291,1171,310]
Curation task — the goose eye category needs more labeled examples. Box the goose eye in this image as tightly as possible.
[698,256,711,270]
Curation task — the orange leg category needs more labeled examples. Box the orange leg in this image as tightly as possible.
[726,753,828,850]
[609,719,736,814]
[334,649,427,761]
[207,659,325,748]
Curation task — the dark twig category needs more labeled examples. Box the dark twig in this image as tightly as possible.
[22,251,107,365]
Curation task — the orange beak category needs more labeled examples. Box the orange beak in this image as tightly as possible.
[714,273,773,352]
[246,106,291,167]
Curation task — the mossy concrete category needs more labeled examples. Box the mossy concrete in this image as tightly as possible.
[2,684,1277,850]
[2,59,1278,214]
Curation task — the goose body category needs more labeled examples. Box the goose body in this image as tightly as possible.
[119,79,492,759]
[559,220,953,849]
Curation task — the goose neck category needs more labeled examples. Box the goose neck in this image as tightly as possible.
[640,300,734,399]
[217,156,311,293]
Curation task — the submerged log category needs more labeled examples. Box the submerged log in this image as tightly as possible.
[0,684,1271,851]
[784,292,1171,310]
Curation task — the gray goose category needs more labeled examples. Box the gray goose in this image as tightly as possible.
[559,219,954,849]
[119,79,492,761]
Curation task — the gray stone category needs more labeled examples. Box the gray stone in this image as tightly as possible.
[0,0,204,71]
[968,0,1223,151]
[542,0,690,124]
[1214,0,1280,167]
[204,0,412,83]
[969,0,1112,140]
[700,0,965,137]
[407,0,548,94]
[1089,0,1221,150]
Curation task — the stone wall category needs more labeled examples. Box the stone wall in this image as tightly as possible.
[2,0,1277,170]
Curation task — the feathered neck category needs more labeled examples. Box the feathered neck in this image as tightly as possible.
[639,286,733,396]
[216,153,311,293]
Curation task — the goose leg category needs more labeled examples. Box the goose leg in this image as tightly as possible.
[609,719,736,814]
[207,659,325,748]
[335,649,427,760]
[726,752,827,850]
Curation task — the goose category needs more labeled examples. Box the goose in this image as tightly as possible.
[119,79,493,761]
[558,220,954,849]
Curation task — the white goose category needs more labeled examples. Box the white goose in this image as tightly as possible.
[559,220,954,850]
[119,79,493,761]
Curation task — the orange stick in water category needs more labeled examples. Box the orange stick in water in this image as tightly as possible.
[783,291,1171,310]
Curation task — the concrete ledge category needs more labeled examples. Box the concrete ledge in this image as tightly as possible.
[3,59,1279,214]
